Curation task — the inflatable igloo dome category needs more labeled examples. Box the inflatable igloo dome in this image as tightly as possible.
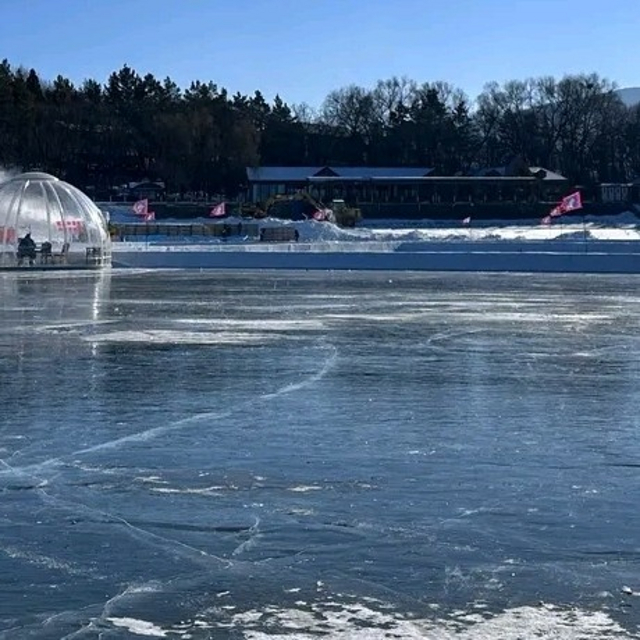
[0,172,111,268]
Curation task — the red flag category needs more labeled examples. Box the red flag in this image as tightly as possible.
[132,199,148,216]
[550,191,583,217]
[462,216,472,225]
[209,202,226,218]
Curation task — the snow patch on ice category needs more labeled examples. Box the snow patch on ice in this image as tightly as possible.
[107,617,168,637]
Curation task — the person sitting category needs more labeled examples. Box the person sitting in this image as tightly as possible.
[40,240,52,264]
[17,233,37,266]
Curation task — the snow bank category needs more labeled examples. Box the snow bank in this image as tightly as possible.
[102,204,640,245]
[105,205,640,272]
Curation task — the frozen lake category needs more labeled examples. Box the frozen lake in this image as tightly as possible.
[1,269,640,638]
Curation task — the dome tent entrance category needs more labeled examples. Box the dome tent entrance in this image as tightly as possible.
[0,172,111,269]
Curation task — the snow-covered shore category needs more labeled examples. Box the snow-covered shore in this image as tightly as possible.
[107,208,640,272]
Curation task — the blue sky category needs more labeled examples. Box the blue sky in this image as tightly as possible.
[1,0,638,107]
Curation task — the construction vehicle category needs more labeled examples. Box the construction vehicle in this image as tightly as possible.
[243,191,362,227]
[327,199,361,228]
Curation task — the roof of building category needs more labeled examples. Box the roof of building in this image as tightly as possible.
[471,165,566,182]
[127,181,166,190]
[473,166,508,177]
[331,167,433,179]
[247,165,566,182]
[528,167,567,182]
[246,166,433,181]
[246,166,323,182]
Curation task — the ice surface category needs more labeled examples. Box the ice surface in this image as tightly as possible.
[1,269,640,638]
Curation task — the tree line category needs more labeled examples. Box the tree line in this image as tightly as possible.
[0,59,638,197]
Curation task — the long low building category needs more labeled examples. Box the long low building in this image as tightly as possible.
[245,165,570,219]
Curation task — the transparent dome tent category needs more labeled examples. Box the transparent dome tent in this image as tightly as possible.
[0,172,111,268]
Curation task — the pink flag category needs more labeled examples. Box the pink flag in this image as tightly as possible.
[209,202,226,218]
[312,209,327,221]
[540,215,552,225]
[549,191,583,217]
[462,216,471,225]
[132,199,148,216]
[143,211,155,221]
[561,191,583,213]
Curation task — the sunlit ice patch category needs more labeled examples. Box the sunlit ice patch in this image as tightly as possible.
[85,330,280,345]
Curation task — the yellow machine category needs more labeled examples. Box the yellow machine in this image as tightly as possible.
[246,191,361,227]
[328,199,362,228]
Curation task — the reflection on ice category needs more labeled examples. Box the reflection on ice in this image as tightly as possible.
[0,270,111,327]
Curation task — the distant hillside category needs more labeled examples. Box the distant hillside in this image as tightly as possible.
[616,87,640,107]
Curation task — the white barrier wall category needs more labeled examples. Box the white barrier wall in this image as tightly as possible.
[111,240,640,273]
